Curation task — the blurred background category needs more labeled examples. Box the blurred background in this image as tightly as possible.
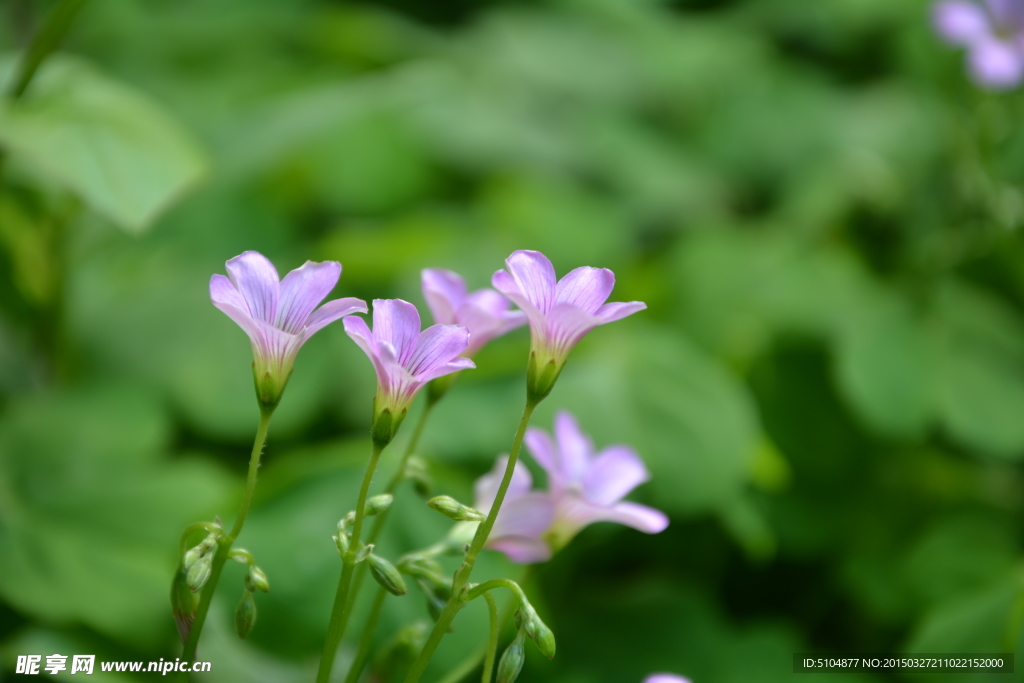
[3,0,1024,681]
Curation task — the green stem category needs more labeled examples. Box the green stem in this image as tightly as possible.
[465,579,526,604]
[342,586,388,683]
[480,592,499,683]
[8,0,88,99]
[403,399,538,683]
[180,409,272,674]
[315,440,387,683]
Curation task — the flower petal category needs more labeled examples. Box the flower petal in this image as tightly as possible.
[554,266,615,314]
[211,275,266,343]
[372,299,421,365]
[504,250,557,313]
[493,269,547,340]
[596,300,648,324]
[406,324,470,379]
[644,675,692,683]
[304,297,367,337]
[475,456,533,512]
[422,269,466,325]
[554,411,593,485]
[546,303,602,357]
[524,427,562,490]
[603,501,669,534]
[225,251,280,324]
[933,0,992,45]
[415,357,476,385]
[276,261,341,333]
[487,536,553,564]
[582,445,650,506]
[344,316,392,390]
[554,496,668,537]
[968,38,1024,88]
[491,492,555,539]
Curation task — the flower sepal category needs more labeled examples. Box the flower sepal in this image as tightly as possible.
[253,362,292,414]
[371,400,407,448]
[526,351,563,404]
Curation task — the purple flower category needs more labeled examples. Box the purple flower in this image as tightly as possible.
[344,299,475,444]
[525,411,668,550]
[644,676,692,683]
[210,251,366,410]
[472,455,556,564]
[492,250,645,400]
[933,0,1024,88]
[422,268,526,356]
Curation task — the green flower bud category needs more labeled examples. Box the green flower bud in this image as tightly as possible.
[364,493,394,516]
[182,546,204,571]
[171,569,198,643]
[339,511,356,533]
[245,566,270,593]
[427,495,486,522]
[186,555,213,593]
[234,590,257,639]
[496,631,526,683]
[334,533,349,555]
[354,543,373,564]
[531,619,556,659]
[369,554,408,596]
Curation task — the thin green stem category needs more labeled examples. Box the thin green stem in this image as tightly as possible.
[466,579,526,604]
[403,400,538,683]
[342,586,388,683]
[9,0,88,99]
[481,592,499,683]
[316,440,387,683]
[180,410,272,675]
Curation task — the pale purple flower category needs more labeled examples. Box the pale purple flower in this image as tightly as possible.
[210,251,366,408]
[473,456,556,564]
[491,250,645,399]
[934,0,1024,88]
[644,675,691,683]
[525,411,668,550]
[344,299,475,433]
[422,268,526,356]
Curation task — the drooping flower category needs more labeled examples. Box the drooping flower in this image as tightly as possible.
[492,250,646,401]
[210,251,367,411]
[644,675,692,683]
[933,0,1024,88]
[421,268,526,356]
[525,411,668,550]
[344,299,475,445]
[472,455,556,564]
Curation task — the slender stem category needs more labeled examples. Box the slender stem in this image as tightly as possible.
[315,441,386,683]
[180,410,272,673]
[481,592,499,683]
[342,586,388,683]
[8,0,88,99]
[466,579,526,604]
[403,400,538,683]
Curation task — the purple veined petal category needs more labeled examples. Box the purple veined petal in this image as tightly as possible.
[406,324,471,379]
[504,250,557,313]
[225,251,280,324]
[644,675,692,683]
[493,270,547,338]
[276,261,341,333]
[555,495,668,536]
[487,536,553,564]
[491,492,556,539]
[524,427,563,490]
[554,266,615,314]
[415,357,476,385]
[464,288,514,319]
[596,300,648,324]
[422,269,466,325]
[371,299,421,364]
[456,302,512,356]
[211,297,263,344]
[304,297,368,337]
[344,316,393,389]
[210,273,249,314]
[475,456,533,512]
[582,445,651,506]
[545,303,603,357]
[968,38,1024,87]
[554,411,594,485]
[934,0,993,45]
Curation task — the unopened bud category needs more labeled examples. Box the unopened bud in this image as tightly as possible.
[497,631,526,683]
[531,619,555,659]
[339,511,356,532]
[334,533,350,555]
[427,495,486,522]
[369,554,408,596]
[364,494,394,516]
[354,543,373,564]
[245,566,270,593]
[186,555,213,593]
[234,590,257,639]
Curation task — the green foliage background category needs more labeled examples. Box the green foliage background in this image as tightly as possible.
[2,0,1024,681]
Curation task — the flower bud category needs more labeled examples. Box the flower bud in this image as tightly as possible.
[497,631,526,683]
[234,590,257,639]
[427,495,486,522]
[186,555,213,593]
[339,511,356,533]
[531,619,556,659]
[245,566,270,593]
[334,533,350,555]
[354,543,373,564]
[369,554,408,596]
[364,493,394,516]
[171,569,198,643]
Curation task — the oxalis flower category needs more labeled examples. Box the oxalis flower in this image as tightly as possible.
[525,411,668,551]
[210,251,366,411]
[644,675,692,683]
[492,250,646,402]
[933,0,1024,88]
[471,456,556,564]
[344,299,474,446]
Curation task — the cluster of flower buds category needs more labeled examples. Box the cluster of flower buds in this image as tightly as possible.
[182,532,221,593]
[333,494,394,556]
[514,603,556,659]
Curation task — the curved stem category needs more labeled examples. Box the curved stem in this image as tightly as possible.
[8,0,88,99]
[403,399,538,683]
[180,410,272,675]
[315,440,386,683]
[480,592,499,683]
[465,579,526,605]
[342,586,388,683]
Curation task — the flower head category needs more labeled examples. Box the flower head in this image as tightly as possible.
[525,411,668,551]
[492,250,645,401]
[644,676,692,683]
[472,456,556,564]
[344,299,475,445]
[210,251,366,411]
[422,268,526,356]
[933,0,1024,88]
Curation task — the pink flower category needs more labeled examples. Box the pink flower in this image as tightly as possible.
[344,299,475,444]
[491,250,646,400]
[526,411,668,550]
[644,675,692,683]
[210,251,366,410]
[933,0,1024,88]
[473,456,556,564]
[421,268,526,356]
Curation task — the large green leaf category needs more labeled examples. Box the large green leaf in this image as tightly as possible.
[0,54,207,232]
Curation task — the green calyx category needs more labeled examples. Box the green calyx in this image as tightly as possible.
[371,400,407,448]
[526,351,562,404]
[253,363,291,414]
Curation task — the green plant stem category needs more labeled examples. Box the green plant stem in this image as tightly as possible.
[481,592,499,683]
[180,409,272,675]
[403,399,538,683]
[341,586,388,683]
[9,0,88,99]
[316,440,387,683]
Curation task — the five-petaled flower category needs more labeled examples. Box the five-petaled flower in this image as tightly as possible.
[492,250,646,401]
[210,251,367,411]
[472,456,556,564]
[344,299,475,445]
[422,268,526,357]
[933,0,1024,88]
